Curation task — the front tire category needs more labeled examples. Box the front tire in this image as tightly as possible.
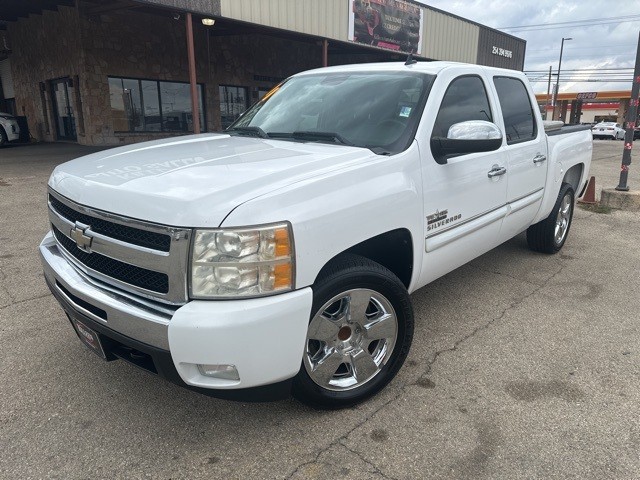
[0,127,7,147]
[526,183,575,254]
[292,254,414,409]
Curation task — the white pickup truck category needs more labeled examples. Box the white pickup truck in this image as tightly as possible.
[40,61,592,408]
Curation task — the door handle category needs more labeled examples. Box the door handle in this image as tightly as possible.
[487,165,507,178]
[533,154,547,164]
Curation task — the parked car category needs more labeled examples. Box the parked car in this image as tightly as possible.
[634,125,640,140]
[592,122,625,140]
[40,61,593,409]
[0,112,21,146]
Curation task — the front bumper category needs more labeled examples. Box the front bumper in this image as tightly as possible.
[2,119,20,142]
[593,132,616,139]
[40,232,313,400]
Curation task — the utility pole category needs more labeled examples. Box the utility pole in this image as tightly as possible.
[616,31,640,191]
[186,12,201,134]
[555,37,572,120]
[545,66,552,120]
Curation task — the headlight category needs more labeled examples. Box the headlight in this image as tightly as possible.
[190,222,294,298]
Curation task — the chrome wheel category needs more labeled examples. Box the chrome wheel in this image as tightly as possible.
[554,193,572,245]
[303,288,398,391]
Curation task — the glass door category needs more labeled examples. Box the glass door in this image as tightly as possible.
[50,78,77,141]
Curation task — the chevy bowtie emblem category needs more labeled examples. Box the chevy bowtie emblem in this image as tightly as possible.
[70,222,93,253]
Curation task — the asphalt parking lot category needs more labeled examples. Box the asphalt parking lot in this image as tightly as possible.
[1,140,639,479]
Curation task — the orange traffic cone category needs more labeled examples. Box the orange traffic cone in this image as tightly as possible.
[578,176,596,205]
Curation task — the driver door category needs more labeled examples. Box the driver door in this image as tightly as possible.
[417,74,509,285]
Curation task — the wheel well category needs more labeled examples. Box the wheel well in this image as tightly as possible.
[563,163,584,193]
[316,229,414,289]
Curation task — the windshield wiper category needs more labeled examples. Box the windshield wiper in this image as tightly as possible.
[368,147,393,156]
[226,126,270,138]
[289,131,356,146]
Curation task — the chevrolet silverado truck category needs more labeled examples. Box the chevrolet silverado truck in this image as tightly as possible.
[40,61,592,409]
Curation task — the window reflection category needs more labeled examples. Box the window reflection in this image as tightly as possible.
[219,85,248,130]
[494,77,536,144]
[432,76,493,139]
[108,76,205,133]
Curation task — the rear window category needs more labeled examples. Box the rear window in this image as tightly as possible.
[493,77,537,145]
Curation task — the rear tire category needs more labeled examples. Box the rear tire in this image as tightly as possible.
[526,183,575,254]
[292,254,414,409]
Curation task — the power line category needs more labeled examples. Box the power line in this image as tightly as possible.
[524,68,634,72]
[527,44,637,52]
[506,18,640,32]
[498,14,640,29]
[527,79,633,83]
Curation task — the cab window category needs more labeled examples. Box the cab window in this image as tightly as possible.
[431,75,493,140]
[493,76,537,144]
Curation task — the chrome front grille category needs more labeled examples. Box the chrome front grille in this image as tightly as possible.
[49,195,171,251]
[48,189,191,305]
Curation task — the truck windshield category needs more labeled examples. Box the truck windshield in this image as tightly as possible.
[227,71,434,155]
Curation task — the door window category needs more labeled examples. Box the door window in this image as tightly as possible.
[431,75,493,140]
[51,78,77,141]
[493,77,537,144]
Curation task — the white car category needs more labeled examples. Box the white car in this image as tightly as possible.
[0,112,20,146]
[592,122,625,140]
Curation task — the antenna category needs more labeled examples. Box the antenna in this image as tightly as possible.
[405,52,418,66]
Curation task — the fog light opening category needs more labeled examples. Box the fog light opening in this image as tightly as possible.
[197,364,240,381]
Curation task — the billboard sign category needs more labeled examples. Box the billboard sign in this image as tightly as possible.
[348,0,423,54]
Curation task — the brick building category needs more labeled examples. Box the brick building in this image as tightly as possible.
[0,0,526,146]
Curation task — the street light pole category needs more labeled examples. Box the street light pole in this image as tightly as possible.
[555,37,572,120]
[545,65,552,120]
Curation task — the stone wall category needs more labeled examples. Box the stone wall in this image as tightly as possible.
[8,6,83,142]
[7,6,327,146]
[78,9,212,145]
[207,32,322,130]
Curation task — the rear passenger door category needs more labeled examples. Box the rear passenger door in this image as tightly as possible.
[492,76,547,238]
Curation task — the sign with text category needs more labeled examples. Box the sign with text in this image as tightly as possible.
[348,0,423,54]
[492,46,512,58]
[577,92,598,100]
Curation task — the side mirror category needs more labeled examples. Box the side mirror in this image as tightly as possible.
[431,120,503,165]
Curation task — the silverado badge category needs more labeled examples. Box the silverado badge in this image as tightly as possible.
[427,209,462,231]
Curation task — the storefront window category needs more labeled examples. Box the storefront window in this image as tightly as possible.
[108,76,205,133]
[219,85,249,130]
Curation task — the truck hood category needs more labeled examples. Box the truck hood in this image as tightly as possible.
[49,133,376,227]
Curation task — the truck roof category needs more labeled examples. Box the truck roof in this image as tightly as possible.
[295,61,526,79]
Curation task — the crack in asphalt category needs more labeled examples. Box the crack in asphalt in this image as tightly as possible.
[284,387,410,479]
[467,262,543,287]
[412,262,565,382]
[284,261,566,479]
[0,293,51,312]
[339,440,400,480]
[0,266,16,305]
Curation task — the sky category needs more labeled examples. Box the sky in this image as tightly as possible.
[419,0,640,94]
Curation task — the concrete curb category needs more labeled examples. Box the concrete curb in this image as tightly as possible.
[600,188,640,211]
